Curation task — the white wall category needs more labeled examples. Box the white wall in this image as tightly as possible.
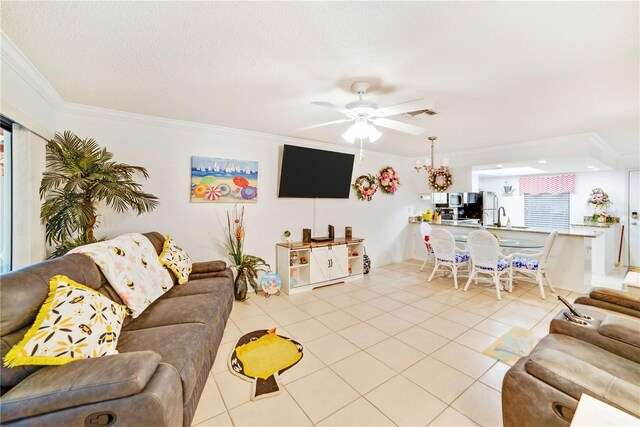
[57,110,417,268]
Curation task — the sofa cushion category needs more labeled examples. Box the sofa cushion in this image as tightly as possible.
[68,233,174,317]
[3,275,128,368]
[525,347,640,417]
[589,288,640,311]
[599,315,640,348]
[116,323,213,402]
[529,334,640,384]
[159,235,193,285]
[1,255,104,389]
[124,293,223,331]
[160,277,232,299]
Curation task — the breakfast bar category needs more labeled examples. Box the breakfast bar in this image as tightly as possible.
[409,220,604,293]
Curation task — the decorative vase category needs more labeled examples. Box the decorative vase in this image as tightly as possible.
[234,272,248,301]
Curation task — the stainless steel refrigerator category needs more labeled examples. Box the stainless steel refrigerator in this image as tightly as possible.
[481,191,498,226]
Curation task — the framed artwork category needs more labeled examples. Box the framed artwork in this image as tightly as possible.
[191,156,258,203]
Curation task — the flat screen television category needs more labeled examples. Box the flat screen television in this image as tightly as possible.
[278,145,355,198]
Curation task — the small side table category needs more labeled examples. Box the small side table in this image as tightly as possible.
[570,393,640,426]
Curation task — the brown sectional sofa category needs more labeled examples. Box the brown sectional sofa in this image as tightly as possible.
[502,287,640,427]
[0,232,234,427]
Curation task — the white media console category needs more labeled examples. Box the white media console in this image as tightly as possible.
[276,238,365,295]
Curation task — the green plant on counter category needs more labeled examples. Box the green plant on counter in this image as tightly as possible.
[40,131,159,258]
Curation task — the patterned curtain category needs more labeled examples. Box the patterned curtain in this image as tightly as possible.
[519,174,576,195]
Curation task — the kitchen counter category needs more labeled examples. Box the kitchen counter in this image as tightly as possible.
[408,221,607,292]
[571,222,618,229]
[412,219,603,238]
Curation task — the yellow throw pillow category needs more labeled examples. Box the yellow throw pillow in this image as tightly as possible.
[159,235,193,285]
[3,275,128,368]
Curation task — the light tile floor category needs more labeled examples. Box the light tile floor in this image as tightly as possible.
[192,260,585,427]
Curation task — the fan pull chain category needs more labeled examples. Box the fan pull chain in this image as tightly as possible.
[358,138,365,164]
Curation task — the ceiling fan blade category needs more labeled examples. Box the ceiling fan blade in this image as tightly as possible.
[372,118,426,136]
[311,101,353,116]
[298,118,353,131]
[372,99,436,118]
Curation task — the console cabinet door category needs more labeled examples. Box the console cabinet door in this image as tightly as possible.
[310,246,330,283]
[329,244,348,279]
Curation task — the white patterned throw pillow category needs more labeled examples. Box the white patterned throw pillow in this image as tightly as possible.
[3,275,128,368]
[68,233,173,317]
[159,235,193,285]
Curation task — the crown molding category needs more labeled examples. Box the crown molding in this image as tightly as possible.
[59,102,411,161]
[1,31,64,111]
[410,132,624,168]
[0,101,53,140]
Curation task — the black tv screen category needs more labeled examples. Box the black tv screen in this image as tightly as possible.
[278,145,355,198]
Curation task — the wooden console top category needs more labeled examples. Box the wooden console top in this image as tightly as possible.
[276,237,364,250]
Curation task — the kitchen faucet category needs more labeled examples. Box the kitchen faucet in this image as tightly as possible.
[497,206,506,227]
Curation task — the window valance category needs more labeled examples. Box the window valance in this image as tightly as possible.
[519,174,575,195]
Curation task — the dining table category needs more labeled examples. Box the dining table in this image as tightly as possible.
[454,235,545,250]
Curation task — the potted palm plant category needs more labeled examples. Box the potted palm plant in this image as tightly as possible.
[224,205,270,301]
[40,131,159,257]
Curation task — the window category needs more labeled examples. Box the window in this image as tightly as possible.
[0,117,12,273]
[524,192,570,230]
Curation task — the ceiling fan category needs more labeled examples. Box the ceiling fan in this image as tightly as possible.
[303,81,436,143]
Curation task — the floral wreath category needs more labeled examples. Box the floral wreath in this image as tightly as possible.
[428,167,452,192]
[353,174,379,201]
[378,166,400,194]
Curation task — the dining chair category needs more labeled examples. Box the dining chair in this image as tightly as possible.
[463,230,512,300]
[511,231,558,299]
[419,222,433,271]
[428,228,470,289]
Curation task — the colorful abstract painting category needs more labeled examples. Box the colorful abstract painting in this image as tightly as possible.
[191,157,258,203]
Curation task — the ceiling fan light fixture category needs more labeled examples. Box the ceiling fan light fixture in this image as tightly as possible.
[352,120,371,139]
[368,126,382,143]
[342,119,381,143]
[341,126,357,143]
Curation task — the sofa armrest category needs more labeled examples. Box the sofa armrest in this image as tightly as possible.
[192,260,226,274]
[574,287,640,318]
[0,351,160,423]
[525,348,639,417]
[189,261,233,281]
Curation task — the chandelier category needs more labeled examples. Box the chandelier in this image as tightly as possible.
[414,136,449,172]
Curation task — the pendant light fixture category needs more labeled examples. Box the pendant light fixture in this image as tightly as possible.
[414,136,449,172]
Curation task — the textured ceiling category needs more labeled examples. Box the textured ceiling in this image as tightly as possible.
[2,1,638,156]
